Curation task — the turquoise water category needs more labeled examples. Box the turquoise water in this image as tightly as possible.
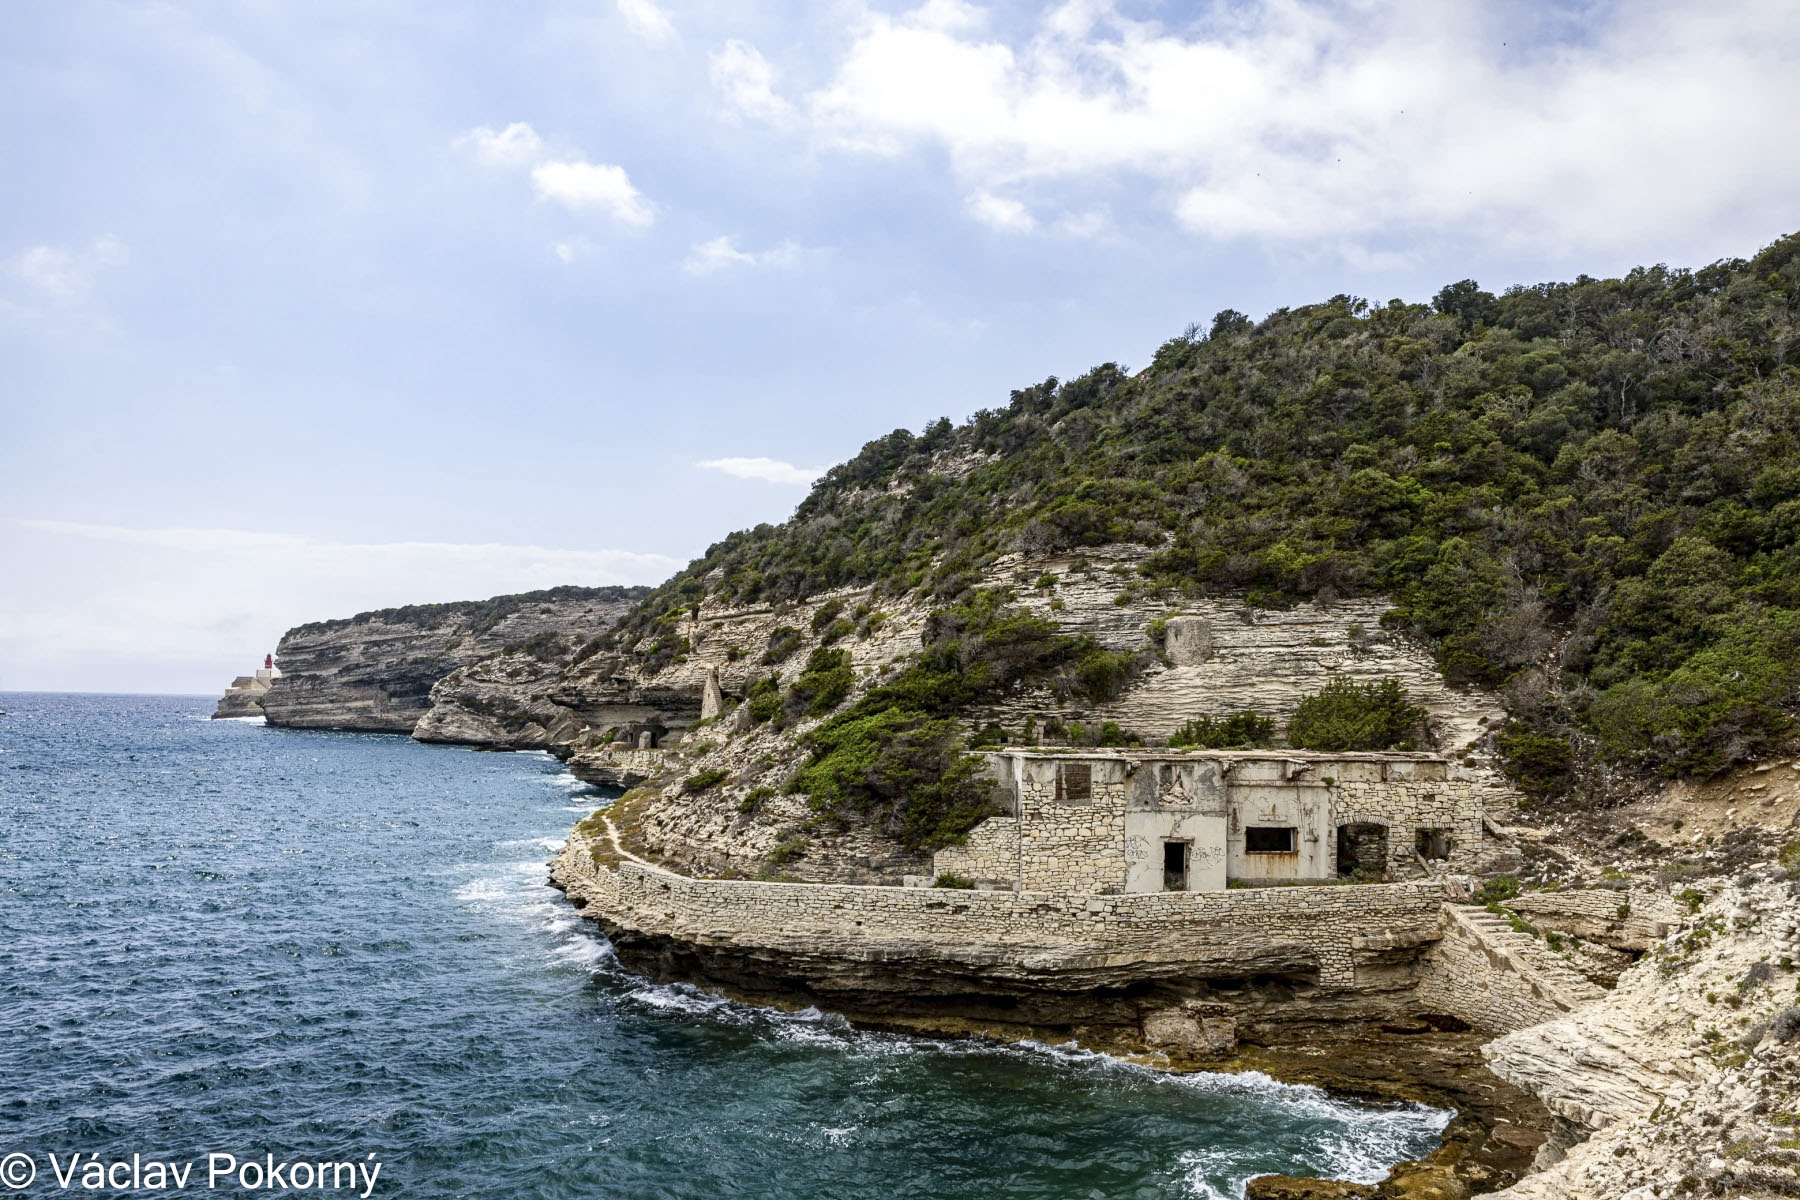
[0,693,1448,1199]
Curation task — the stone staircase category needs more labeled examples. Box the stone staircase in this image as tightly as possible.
[1450,904,1609,1010]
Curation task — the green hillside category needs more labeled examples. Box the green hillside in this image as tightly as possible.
[605,232,1800,792]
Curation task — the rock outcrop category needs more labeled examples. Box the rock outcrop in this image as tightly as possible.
[1481,875,1800,1197]
[255,586,646,738]
[212,674,272,718]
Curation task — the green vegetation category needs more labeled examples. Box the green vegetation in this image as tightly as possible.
[682,767,729,793]
[744,675,783,725]
[595,233,1800,783]
[784,647,856,720]
[1169,711,1276,749]
[761,626,803,665]
[1496,722,1577,799]
[737,785,777,815]
[1286,678,1425,751]
[1477,876,1522,904]
[932,873,976,889]
[785,588,1145,849]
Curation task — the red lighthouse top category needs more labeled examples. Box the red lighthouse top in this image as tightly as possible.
[265,653,273,670]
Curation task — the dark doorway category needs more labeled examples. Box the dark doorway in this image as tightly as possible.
[1415,828,1452,860]
[1337,823,1389,877]
[1162,840,1190,891]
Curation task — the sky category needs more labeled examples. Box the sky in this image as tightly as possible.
[4,0,1799,694]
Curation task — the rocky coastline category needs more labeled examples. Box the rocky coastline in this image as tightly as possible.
[217,552,1800,1197]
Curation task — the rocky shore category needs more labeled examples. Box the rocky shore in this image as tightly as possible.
[225,549,1800,1198]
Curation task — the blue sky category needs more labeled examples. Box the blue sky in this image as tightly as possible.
[5,0,1799,693]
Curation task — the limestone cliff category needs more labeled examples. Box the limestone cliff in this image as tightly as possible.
[254,586,647,738]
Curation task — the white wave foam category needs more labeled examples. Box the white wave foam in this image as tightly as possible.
[552,936,613,968]
[453,877,517,903]
[215,715,267,724]
[493,837,564,851]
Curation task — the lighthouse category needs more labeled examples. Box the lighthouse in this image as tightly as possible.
[255,653,282,683]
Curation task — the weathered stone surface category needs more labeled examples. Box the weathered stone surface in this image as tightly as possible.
[1480,878,1800,1198]
[256,587,643,740]
[211,674,270,718]
[1163,615,1213,665]
[1143,1005,1237,1057]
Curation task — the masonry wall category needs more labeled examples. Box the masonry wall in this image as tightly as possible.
[1413,906,1605,1033]
[1015,757,1130,893]
[561,845,1447,990]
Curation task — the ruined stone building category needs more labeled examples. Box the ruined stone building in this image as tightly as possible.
[931,750,1483,893]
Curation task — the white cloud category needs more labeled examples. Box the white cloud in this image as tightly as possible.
[966,191,1034,233]
[710,40,795,124]
[9,235,129,303]
[616,0,675,43]
[455,121,544,168]
[530,160,655,226]
[681,235,802,274]
[772,0,1800,256]
[1055,208,1110,239]
[458,124,653,230]
[696,457,824,485]
[1,519,682,692]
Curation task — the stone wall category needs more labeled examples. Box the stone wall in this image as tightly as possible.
[1414,906,1608,1034]
[929,816,1019,885]
[558,844,1447,992]
[1504,888,1684,952]
[1015,757,1131,893]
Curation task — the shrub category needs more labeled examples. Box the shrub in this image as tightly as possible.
[762,626,803,665]
[683,767,729,793]
[968,721,1010,748]
[1169,711,1276,749]
[1772,1007,1800,1044]
[933,873,975,889]
[786,707,996,850]
[784,647,855,719]
[1286,678,1425,751]
[1072,648,1141,703]
[1477,876,1521,904]
[809,600,844,633]
[1496,723,1575,798]
[1095,721,1141,747]
[744,675,783,724]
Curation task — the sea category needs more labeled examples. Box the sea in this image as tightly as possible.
[0,692,1449,1199]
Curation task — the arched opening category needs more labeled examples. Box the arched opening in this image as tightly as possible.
[1336,823,1388,878]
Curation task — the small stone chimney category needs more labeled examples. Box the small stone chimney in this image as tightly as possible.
[700,664,723,720]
